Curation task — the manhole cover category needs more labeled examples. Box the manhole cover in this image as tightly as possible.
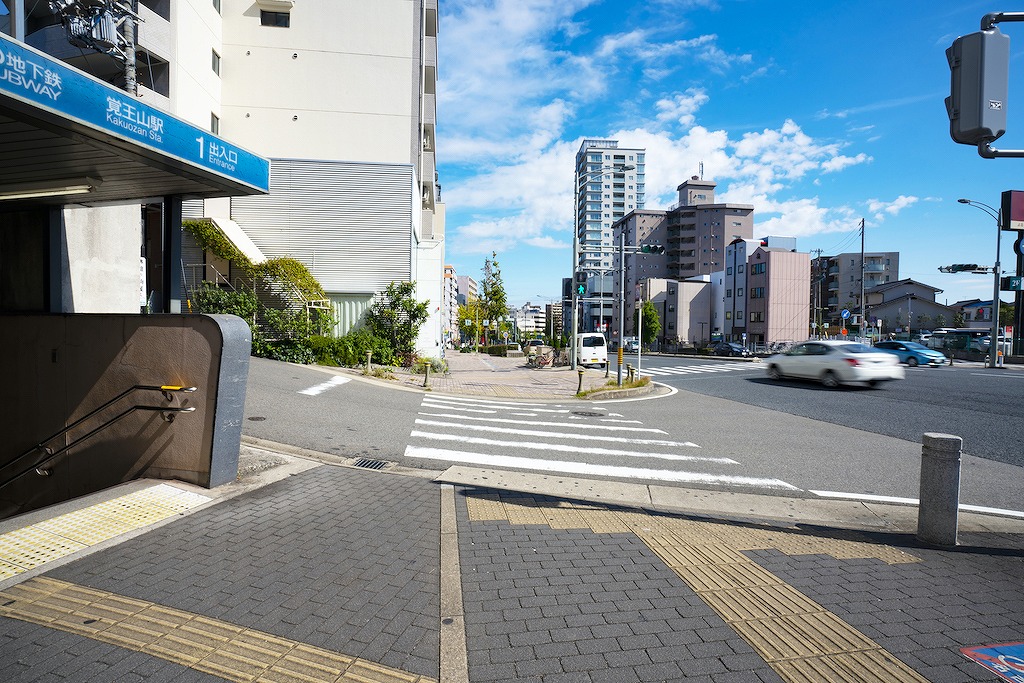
[571,411,605,417]
[353,458,388,470]
[247,416,266,422]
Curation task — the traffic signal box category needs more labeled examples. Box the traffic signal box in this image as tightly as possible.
[574,271,587,297]
[946,28,1009,146]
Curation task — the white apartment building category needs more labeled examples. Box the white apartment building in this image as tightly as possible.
[574,139,645,332]
[13,0,445,354]
[443,264,457,348]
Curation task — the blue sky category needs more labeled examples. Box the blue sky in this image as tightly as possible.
[436,0,1024,310]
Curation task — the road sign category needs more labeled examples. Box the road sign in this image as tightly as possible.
[1001,276,1023,291]
[841,309,851,320]
[961,641,1024,680]
[841,328,848,335]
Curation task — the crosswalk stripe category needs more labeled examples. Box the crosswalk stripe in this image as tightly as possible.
[410,431,733,463]
[405,446,798,490]
[423,398,570,414]
[415,419,694,447]
[417,413,668,434]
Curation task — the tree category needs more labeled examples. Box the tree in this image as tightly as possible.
[364,281,429,365]
[934,313,947,328]
[457,301,484,347]
[634,301,661,346]
[480,252,509,342]
[953,312,966,328]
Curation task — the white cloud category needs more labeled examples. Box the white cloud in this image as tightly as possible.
[654,89,709,128]
[867,195,919,221]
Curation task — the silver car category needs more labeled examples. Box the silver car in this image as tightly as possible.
[765,340,905,388]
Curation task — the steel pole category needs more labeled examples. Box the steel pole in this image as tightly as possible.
[992,215,1002,368]
[617,231,625,386]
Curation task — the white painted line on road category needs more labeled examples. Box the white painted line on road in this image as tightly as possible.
[424,395,557,408]
[810,491,917,505]
[423,398,571,414]
[417,414,667,434]
[969,372,1024,379]
[511,412,538,417]
[405,446,798,490]
[811,490,1024,519]
[600,419,643,424]
[422,404,497,414]
[411,431,732,463]
[415,419,695,448]
[297,376,351,396]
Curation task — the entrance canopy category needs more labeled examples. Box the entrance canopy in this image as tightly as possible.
[0,33,269,206]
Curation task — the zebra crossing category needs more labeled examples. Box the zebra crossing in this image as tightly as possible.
[404,394,798,491]
[638,362,761,377]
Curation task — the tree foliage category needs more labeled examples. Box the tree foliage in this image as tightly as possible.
[635,301,661,345]
[480,252,509,338]
[364,281,430,365]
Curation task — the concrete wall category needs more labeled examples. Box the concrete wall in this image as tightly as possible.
[61,204,141,313]
[0,314,250,519]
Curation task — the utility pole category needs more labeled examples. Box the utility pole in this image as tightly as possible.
[859,218,866,340]
[811,249,823,338]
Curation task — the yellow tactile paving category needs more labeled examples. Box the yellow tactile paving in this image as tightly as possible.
[0,577,438,683]
[0,484,211,575]
[465,491,926,683]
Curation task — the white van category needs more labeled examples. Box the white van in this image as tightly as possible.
[577,333,608,368]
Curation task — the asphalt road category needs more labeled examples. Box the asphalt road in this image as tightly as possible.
[242,356,1024,512]
[634,355,1024,468]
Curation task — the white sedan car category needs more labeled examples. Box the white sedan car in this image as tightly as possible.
[765,340,905,388]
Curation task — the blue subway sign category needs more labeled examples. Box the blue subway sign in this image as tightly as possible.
[0,32,269,193]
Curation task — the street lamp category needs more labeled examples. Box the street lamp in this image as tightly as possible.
[957,198,1002,369]
[572,163,635,369]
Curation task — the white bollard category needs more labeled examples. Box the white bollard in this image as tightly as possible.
[916,433,962,547]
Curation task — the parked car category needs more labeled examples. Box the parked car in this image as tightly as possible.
[624,338,640,352]
[711,342,752,357]
[873,340,946,367]
[764,340,905,388]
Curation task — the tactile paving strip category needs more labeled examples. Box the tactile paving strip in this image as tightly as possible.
[0,577,437,683]
[465,492,928,683]
[0,483,212,580]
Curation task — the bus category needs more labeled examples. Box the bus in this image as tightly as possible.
[926,328,1008,353]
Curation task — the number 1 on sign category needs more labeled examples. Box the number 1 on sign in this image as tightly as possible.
[196,136,205,159]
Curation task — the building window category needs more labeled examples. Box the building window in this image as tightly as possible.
[750,311,763,322]
[750,287,764,299]
[261,10,290,26]
[737,288,744,297]
[725,311,732,320]
[212,49,221,75]
[737,264,744,273]
[727,267,732,275]
[210,113,219,134]
[726,289,732,298]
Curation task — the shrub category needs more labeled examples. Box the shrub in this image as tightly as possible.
[411,357,448,374]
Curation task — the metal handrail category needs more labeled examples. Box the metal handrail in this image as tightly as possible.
[1,385,196,490]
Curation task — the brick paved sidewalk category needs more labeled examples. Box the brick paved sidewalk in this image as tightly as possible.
[2,458,1023,683]
[371,352,625,399]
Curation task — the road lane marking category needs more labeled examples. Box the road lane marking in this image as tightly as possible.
[417,414,667,434]
[423,398,571,414]
[297,376,350,396]
[414,419,690,446]
[405,446,797,489]
[410,431,732,463]
[811,490,1024,519]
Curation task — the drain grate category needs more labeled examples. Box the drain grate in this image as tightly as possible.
[353,458,388,470]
